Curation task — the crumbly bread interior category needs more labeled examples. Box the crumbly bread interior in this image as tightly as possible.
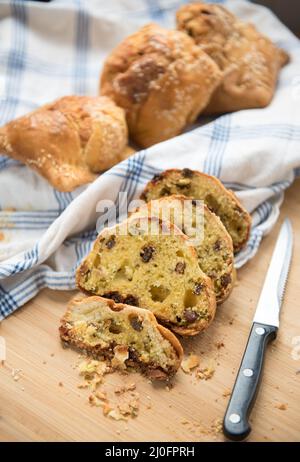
[140,169,251,252]
[60,296,183,379]
[76,217,216,336]
[131,195,234,303]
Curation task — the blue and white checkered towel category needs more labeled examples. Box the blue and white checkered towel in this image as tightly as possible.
[0,0,300,319]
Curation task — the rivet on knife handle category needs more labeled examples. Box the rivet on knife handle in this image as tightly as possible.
[223,322,278,441]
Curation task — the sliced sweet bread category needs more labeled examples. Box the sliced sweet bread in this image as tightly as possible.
[60,295,183,380]
[76,216,216,336]
[131,195,234,304]
[140,169,251,252]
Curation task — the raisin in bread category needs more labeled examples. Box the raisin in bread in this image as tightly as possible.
[76,216,216,336]
[131,195,234,304]
[60,295,183,380]
[140,169,251,252]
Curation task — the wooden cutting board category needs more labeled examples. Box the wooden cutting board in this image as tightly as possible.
[1,180,299,442]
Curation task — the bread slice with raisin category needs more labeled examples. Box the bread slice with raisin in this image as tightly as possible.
[131,195,234,304]
[76,216,216,336]
[60,295,183,380]
[140,169,251,252]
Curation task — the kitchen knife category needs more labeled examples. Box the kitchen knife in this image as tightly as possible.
[223,218,293,441]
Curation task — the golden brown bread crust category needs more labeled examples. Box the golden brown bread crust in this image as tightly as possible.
[0,96,128,192]
[59,295,183,380]
[140,168,251,253]
[176,2,289,113]
[156,324,183,361]
[100,23,222,147]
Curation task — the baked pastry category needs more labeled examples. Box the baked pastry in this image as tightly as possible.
[60,295,183,380]
[140,168,251,252]
[176,2,289,113]
[100,23,222,147]
[0,95,128,192]
[76,216,216,336]
[131,195,234,304]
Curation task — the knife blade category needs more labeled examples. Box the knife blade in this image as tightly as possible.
[223,218,293,441]
[253,218,293,327]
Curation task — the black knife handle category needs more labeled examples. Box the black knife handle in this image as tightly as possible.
[223,322,278,441]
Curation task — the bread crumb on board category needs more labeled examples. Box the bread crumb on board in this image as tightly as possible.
[73,358,143,422]
[181,418,190,425]
[68,335,219,429]
[108,409,127,421]
[196,365,215,381]
[181,354,200,374]
[222,389,231,398]
[275,403,288,411]
[211,418,223,435]
[102,402,112,416]
[95,390,107,400]
[114,383,136,395]
[11,368,23,382]
[180,417,223,438]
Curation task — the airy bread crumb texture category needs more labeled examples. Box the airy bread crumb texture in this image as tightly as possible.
[76,216,216,336]
[131,194,234,304]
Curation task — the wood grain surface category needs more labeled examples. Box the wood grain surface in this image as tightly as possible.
[0,180,299,442]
